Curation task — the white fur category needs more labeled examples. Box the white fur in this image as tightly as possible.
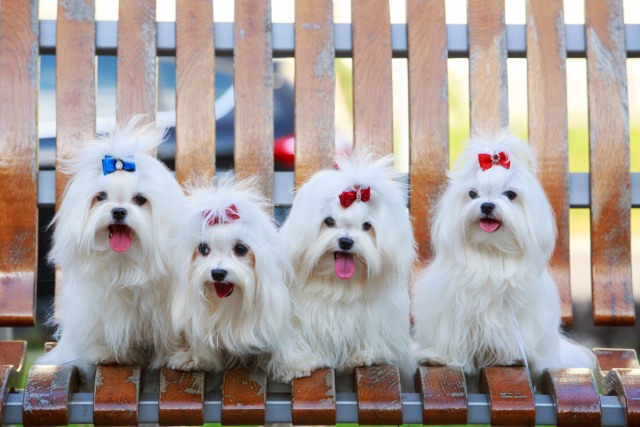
[165,178,292,374]
[413,131,595,380]
[275,153,417,385]
[37,118,184,375]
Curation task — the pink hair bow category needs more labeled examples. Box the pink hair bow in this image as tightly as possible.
[202,204,240,226]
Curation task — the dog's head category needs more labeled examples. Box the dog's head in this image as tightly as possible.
[176,178,289,323]
[281,153,415,291]
[50,117,184,287]
[432,130,556,269]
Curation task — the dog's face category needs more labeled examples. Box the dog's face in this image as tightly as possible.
[190,220,257,306]
[433,146,556,267]
[282,155,416,290]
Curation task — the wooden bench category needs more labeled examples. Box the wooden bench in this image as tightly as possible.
[1,0,640,425]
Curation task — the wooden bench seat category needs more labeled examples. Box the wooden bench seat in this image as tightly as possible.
[1,0,640,425]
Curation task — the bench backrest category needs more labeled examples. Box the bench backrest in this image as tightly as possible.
[0,0,636,330]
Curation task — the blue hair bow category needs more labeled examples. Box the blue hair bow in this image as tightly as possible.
[102,155,136,175]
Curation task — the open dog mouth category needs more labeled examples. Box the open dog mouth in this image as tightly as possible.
[108,224,133,252]
[212,282,235,298]
[479,217,501,233]
[334,251,355,280]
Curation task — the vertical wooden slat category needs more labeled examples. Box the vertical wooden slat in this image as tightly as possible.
[585,0,634,325]
[540,368,601,427]
[291,368,336,425]
[117,0,156,125]
[479,367,536,426]
[468,0,508,130]
[22,365,79,426]
[158,368,205,426]
[407,0,449,263]
[175,0,216,185]
[355,365,402,425]
[351,0,392,155]
[221,368,267,425]
[415,366,468,425]
[55,0,96,316]
[0,0,38,326]
[234,0,274,201]
[526,0,572,324]
[294,0,335,189]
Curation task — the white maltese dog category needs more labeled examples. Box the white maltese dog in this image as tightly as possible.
[37,118,184,375]
[276,153,417,385]
[165,178,291,374]
[413,131,595,381]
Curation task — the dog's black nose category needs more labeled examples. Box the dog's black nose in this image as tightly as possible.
[338,237,354,251]
[111,207,127,221]
[481,202,495,214]
[211,269,227,282]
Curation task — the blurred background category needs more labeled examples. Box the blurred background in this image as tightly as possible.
[18,0,640,379]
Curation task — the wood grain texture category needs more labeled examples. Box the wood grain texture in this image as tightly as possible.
[594,347,639,389]
[117,0,156,125]
[294,0,335,189]
[55,0,96,202]
[0,340,26,369]
[601,368,640,426]
[479,366,536,426]
[351,0,392,155]
[585,0,634,326]
[541,368,601,427]
[415,366,467,425]
[0,365,15,422]
[291,367,336,425]
[159,368,205,426]
[22,365,78,426]
[0,0,38,327]
[355,365,402,425]
[468,0,508,130]
[175,0,216,185]
[407,0,449,263]
[526,0,572,325]
[234,0,274,202]
[221,368,267,425]
[93,365,141,426]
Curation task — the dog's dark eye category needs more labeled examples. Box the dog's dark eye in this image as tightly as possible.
[323,217,336,227]
[233,243,249,257]
[469,190,479,199]
[503,190,517,201]
[132,194,147,206]
[95,192,107,202]
[198,242,210,256]
[362,222,372,231]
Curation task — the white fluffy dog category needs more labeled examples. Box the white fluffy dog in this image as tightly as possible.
[37,119,184,375]
[277,153,416,384]
[413,131,595,380]
[165,179,291,373]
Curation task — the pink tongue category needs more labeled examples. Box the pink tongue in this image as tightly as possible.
[479,218,501,233]
[335,252,355,280]
[109,224,132,252]
[214,282,235,298]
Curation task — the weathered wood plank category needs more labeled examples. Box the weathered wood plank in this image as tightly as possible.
[585,0,634,325]
[175,0,216,185]
[479,366,535,426]
[159,368,205,426]
[234,0,274,202]
[291,368,336,425]
[294,0,335,188]
[351,0,392,155]
[22,365,78,426]
[355,365,402,425]
[221,368,267,425]
[407,0,449,263]
[415,366,467,425]
[93,365,141,426]
[0,0,39,327]
[541,368,601,427]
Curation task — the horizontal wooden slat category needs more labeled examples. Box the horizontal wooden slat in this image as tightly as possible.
[0,340,26,369]
[291,368,336,425]
[541,368,601,427]
[22,365,78,426]
[415,366,467,425]
[93,365,141,426]
[355,365,402,425]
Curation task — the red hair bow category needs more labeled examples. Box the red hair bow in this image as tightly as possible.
[478,152,510,171]
[339,187,370,208]
[202,204,240,226]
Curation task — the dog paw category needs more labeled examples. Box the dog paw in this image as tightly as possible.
[167,351,199,371]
